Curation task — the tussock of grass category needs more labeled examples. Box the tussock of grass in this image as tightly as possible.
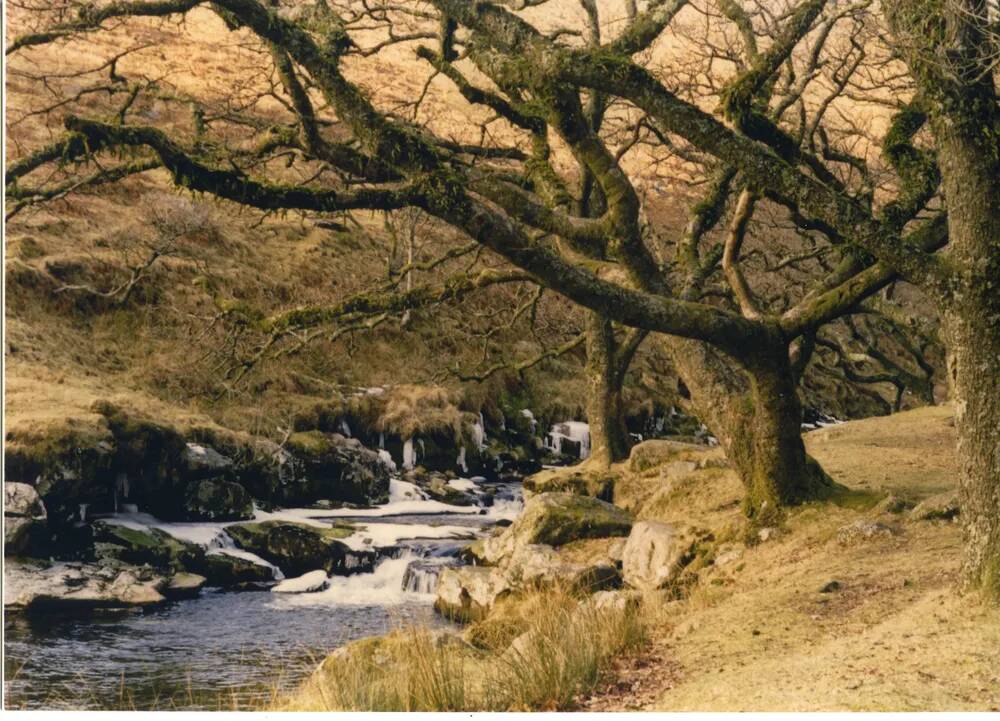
[374,384,467,441]
[282,587,647,711]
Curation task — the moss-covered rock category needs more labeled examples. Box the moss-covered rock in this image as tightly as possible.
[182,479,253,521]
[200,551,276,587]
[279,431,391,506]
[92,521,205,571]
[522,466,618,501]
[224,520,367,577]
[482,492,634,564]
[3,414,116,532]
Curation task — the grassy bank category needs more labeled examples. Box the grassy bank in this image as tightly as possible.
[280,587,646,711]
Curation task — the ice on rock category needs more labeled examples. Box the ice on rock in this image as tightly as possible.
[378,449,397,472]
[271,570,329,594]
[456,447,468,474]
[447,478,477,493]
[402,438,417,470]
[340,419,352,438]
[544,421,591,460]
[521,408,538,434]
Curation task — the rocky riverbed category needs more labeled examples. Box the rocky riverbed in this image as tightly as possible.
[4,476,523,710]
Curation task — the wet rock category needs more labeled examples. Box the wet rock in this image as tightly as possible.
[201,551,276,587]
[4,560,168,609]
[182,479,253,521]
[621,521,699,592]
[164,572,206,599]
[278,431,391,506]
[224,520,370,577]
[482,492,633,564]
[837,520,897,545]
[271,570,329,594]
[910,491,960,521]
[92,521,204,571]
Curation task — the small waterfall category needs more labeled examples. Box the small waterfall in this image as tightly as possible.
[401,560,453,595]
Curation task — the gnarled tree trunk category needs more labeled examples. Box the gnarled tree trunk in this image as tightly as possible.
[935,109,1000,601]
[584,312,632,468]
[665,335,832,525]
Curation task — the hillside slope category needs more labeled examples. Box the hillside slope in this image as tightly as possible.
[583,405,999,711]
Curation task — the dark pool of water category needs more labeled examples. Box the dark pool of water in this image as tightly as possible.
[4,588,446,710]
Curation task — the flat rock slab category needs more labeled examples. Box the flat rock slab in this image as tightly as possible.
[4,561,168,610]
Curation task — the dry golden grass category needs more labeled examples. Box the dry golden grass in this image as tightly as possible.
[281,586,646,711]
[584,404,1000,711]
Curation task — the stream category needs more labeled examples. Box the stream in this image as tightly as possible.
[3,478,523,710]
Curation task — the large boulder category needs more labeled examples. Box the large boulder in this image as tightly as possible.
[435,544,621,621]
[503,543,620,592]
[200,551,278,587]
[522,466,617,501]
[92,521,204,571]
[621,521,698,592]
[268,431,391,507]
[224,520,373,577]
[181,442,234,480]
[482,492,634,564]
[434,566,512,621]
[4,482,48,556]
[4,560,168,610]
[164,572,207,599]
[182,479,254,521]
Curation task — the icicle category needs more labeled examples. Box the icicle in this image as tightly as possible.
[456,446,469,473]
[402,438,416,470]
[79,503,89,522]
[340,419,352,437]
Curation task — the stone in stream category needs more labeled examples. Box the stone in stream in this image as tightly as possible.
[482,492,634,565]
[224,520,376,578]
[271,570,330,594]
[92,521,205,571]
[164,572,207,599]
[4,560,169,610]
[200,551,277,587]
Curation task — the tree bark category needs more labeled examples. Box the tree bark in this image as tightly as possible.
[585,312,632,468]
[934,108,1000,601]
[665,334,833,525]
